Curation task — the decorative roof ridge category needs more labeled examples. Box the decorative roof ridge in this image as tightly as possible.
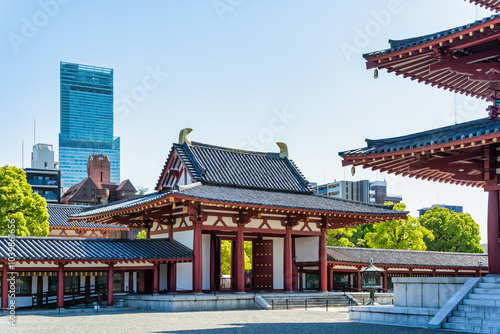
[197,181,313,195]
[363,13,500,59]
[189,141,282,158]
[286,158,311,188]
[0,235,176,242]
[177,143,207,179]
[339,117,500,157]
[78,192,164,213]
[176,182,202,191]
[326,245,486,256]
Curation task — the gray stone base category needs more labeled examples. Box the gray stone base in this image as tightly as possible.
[124,294,257,312]
[349,305,439,328]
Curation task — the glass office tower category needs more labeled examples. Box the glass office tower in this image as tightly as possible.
[59,62,120,189]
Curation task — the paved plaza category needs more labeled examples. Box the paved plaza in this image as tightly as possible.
[0,308,469,334]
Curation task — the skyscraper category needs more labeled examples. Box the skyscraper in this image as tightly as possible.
[59,62,120,189]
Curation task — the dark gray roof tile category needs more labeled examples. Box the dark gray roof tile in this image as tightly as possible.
[0,236,193,261]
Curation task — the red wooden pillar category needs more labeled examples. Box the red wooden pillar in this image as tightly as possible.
[488,190,500,274]
[37,275,44,306]
[283,225,293,292]
[454,269,458,277]
[292,237,298,291]
[432,269,436,277]
[168,223,177,292]
[192,221,203,293]
[153,263,159,294]
[235,223,245,292]
[57,263,64,308]
[408,268,413,277]
[356,271,361,292]
[107,264,114,306]
[318,228,327,292]
[1,265,8,309]
[327,266,334,292]
[383,271,388,293]
[168,262,176,292]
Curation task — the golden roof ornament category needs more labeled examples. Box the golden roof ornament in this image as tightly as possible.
[276,142,288,158]
[179,128,193,145]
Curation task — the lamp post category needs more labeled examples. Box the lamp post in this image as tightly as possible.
[361,258,384,305]
[478,260,484,277]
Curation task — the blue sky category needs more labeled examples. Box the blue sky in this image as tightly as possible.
[0,0,494,241]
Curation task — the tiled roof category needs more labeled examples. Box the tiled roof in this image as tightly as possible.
[339,117,500,157]
[70,192,170,218]
[176,184,401,215]
[0,236,193,261]
[469,0,500,12]
[363,14,500,59]
[69,183,402,220]
[47,204,127,230]
[156,142,311,193]
[327,246,487,269]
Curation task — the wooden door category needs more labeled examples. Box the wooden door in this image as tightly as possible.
[253,240,273,290]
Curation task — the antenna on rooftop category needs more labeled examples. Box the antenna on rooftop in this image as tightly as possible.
[34,119,36,146]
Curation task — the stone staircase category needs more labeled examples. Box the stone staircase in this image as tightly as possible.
[442,276,500,333]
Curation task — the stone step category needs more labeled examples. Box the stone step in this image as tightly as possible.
[448,316,500,327]
[463,299,500,307]
[453,310,500,320]
[442,322,500,333]
[473,288,500,294]
[483,276,500,284]
[468,293,500,300]
[458,304,500,313]
[478,282,500,289]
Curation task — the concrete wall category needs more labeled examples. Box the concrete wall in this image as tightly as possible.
[125,294,256,312]
[393,277,469,308]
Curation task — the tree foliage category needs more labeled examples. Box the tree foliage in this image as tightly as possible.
[326,223,376,248]
[363,202,434,251]
[136,230,147,239]
[220,240,252,275]
[419,206,483,253]
[0,166,49,236]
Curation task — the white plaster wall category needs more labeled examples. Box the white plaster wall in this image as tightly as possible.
[174,230,194,249]
[176,263,193,291]
[43,276,49,292]
[124,272,130,292]
[133,272,137,292]
[12,297,31,308]
[267,220,285,230]
[295,237,319,262]
[202,234,211,290]
[32,277,37,293]
[264,237,284,290]
[150,232,169,239]
[173,230,194,291]
[159,264,168,291]
[90,276,96,287]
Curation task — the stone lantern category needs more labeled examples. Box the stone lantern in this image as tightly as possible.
[361,258,384,305]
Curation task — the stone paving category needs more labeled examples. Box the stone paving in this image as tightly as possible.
[0,308,470,333]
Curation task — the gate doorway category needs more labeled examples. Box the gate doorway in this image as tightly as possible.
[252,239,273,291]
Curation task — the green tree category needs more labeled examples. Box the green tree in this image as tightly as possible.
[220,240,252,274]
[326,224,375,248]
[419,206,483,253]
[364,202,434,250]
[136,186,149,195]
[136,230,147,239]
[0,165,49,236]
